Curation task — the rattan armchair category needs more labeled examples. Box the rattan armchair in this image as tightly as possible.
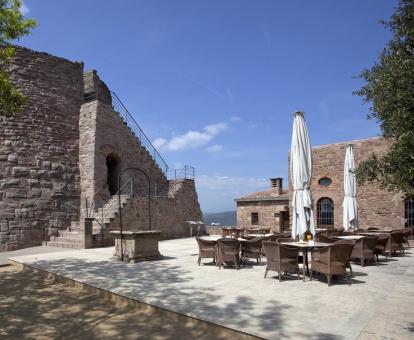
[241,237,263,263]
[310,240,354,286]
[196,237,217,266]
[351,236,378,266]
[315,234,336,243]
[401,228,411,248]
[375,234,389,262]
[217,238,241,269]
[389,230,405,256]
[246,228,261,235]
[263,241,300,281]
[264,233,283,242]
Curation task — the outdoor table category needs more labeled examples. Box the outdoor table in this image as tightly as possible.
[333,235,365,240]
[279,241,332,282]
[248,233,273,238]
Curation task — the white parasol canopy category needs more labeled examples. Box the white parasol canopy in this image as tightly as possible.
[290,111,315,238]
[342,144,358,231]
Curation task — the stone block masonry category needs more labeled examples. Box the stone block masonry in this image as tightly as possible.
[0,46,203,251]
[0,47,83,251]
[288,137,406,230]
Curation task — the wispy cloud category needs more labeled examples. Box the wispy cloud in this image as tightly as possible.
[230,116,242,122]
[21,1,30,15]
[197,175,268,195]
[153,122,228,152]
[181,73,233,100]
[206,144,223,153]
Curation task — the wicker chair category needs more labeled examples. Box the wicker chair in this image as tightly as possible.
[401,228,411,248]
[246,228,261,235]
[350,236,378,266]
[315,234,336,243]
[354,228,367,233]
[277,238,303,262]
[375,234,389,262]
[217,238,241,269]
[241,237,263,264]
[263,241,300,281]
[265,234,283,242]
[221,228,231,237]
[196,237,217,266]
[310,240,354,286]
[389,230,405,256]
[262,228,271,235]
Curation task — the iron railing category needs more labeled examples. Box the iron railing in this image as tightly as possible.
[110,91,169,175]
[167,166,195,180]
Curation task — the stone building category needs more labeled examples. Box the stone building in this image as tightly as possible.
[235,178,290,232]
[236,137,413,232]
[0,47,202,251]
[301,137,411,231]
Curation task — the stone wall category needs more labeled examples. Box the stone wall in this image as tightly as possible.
[288,137,405,230]
[79,96,169,215]
[0,47,83,250]
[114,179,203,239]
[236,200,289,233]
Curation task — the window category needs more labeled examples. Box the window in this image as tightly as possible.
[317,197,334,228]
[406,197,414,227]
[251,212,259,225]
[318,177,332,187]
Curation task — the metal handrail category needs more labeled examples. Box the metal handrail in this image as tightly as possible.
[110,91,169,175]
[167,165,195,180]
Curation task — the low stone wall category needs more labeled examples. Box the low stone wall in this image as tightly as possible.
[119,179,202,239]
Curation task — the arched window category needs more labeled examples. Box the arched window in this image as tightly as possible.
[106,154,121,195]
[317,197,334,228]
[405,197,414,227]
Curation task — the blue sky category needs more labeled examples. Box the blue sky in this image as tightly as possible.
[19,0,396,212]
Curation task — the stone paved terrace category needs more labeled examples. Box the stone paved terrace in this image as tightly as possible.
[8,238,414,339]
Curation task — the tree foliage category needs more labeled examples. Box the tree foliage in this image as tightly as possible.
[0,0,36,114]
[354,0,414,195]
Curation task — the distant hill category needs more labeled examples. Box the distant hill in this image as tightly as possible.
[203,211,237,226]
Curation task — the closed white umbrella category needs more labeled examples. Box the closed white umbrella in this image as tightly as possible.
[342,145,358,231]
[290,111,315,239]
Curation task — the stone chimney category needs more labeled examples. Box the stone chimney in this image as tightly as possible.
[270,178,283,195]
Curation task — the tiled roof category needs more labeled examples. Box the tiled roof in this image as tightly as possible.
[235,189,288,202]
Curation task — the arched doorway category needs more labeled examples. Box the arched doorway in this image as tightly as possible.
[317,197,334,229]
[405,196,414,228]
[106,154,120,195]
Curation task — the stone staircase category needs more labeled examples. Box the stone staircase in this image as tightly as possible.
[43,195,132,249]
[92,195,132,233]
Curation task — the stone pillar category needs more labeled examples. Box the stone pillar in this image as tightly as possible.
[82,217,94,248]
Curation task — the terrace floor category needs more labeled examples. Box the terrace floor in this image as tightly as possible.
[8,238,414,339]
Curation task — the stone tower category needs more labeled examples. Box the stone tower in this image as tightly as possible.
[0,46,202,251]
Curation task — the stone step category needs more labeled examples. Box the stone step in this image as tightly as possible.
[50,236,82,244]
[43,241,83,249]
[58,230,81,238]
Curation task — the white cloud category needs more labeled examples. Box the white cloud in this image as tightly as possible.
[197,175,268,192]
[206,144,223,153]
[21,1,30,15]
[196,175,271,212]
[153,138,167,149]
[154,122,228,152]
[230,116,242,122]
